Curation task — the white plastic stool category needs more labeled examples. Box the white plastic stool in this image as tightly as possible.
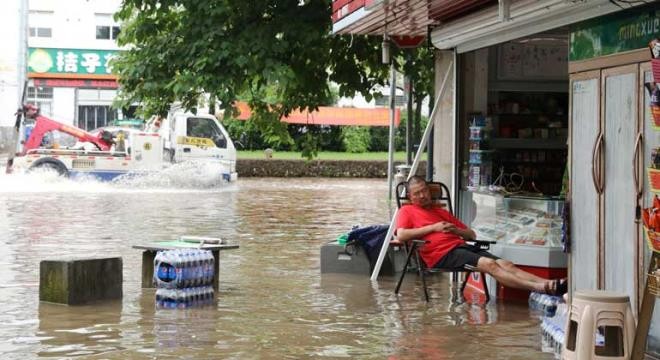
[562,290,636,360]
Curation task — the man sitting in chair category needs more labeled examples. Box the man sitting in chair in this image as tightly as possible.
[395,176,567,296]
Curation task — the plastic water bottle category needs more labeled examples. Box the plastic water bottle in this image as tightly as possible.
[179,250,187,288]
[158,288,175,309]
[528,292,537,310]
[206,252,214,286]
[156,288,164,308]
[194,251,202,286]
[205,286,214,306]
[155,251,179,288]
[168,252,177,287]
[200,252,207,286]
[171,250,182,288]
[546,296,558,317]
[189,251,196,287]
[540,294,550,315]
[154,252,166,285]
[183,250,191,288]
[202,286,208,306]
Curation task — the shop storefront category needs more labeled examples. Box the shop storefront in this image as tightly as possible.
[26,47,130,131]
[333,0,660,355]
[450,32,570,300]
[437,2,660,325]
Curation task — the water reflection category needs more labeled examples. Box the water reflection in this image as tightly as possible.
[37,301,123,358]
[0,175,551,359]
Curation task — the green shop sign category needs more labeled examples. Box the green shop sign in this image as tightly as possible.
[28,48,118,75]
[570,7,660,61]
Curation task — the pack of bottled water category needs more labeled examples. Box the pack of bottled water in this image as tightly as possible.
[154,249,215,308]
[529,291,561,317]
[530,291,566,359]
[155,287,215,309]
[540,302,567,359]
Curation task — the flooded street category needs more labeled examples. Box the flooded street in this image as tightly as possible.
[0,173,552,359]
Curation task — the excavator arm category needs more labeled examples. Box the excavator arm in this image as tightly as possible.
[23,114,112,152]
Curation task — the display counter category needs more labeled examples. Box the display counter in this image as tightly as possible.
[459,191,567,268]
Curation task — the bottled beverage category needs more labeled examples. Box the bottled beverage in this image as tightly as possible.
[158,288,174,309]
[182,250,190,288]
[173,250,184,288]
[545,296,558,317]
[156,288,164,308]
[201,287,208,306]
[529,292,540,311]
[154,251,177,288]
[205,286,214,306]
[189,250,196,287]
[193,251,202,287]
[168,251,178,287]
[205,252,214,286]
[540,294,549,315]
[176,289,186,309]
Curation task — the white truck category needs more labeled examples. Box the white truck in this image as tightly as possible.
[8,105,238,182]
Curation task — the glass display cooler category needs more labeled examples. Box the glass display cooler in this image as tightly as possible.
[460,191,568,300]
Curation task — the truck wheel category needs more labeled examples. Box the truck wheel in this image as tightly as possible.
[29,158,69,177]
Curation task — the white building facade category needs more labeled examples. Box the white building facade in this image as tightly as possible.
[0,0,27,151]
[26,0,125,131]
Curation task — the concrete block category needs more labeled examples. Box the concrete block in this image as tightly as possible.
[40,257,122,305]
[320,241,407,276]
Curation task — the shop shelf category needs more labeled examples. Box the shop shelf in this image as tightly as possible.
[490,138,567,149]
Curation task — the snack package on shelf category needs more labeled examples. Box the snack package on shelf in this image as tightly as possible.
[642,195,660,253]
[649,38,660,59]
[650,38,660,82]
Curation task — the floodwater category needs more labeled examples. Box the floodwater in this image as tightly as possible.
[0,169,552,359]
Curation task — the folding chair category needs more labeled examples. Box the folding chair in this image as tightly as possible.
[393,181,496,303]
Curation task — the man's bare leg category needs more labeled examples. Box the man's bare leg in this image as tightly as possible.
[477,257,546,293]
[495,259,549,283]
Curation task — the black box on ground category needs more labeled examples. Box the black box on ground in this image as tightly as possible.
[320,241,406,276]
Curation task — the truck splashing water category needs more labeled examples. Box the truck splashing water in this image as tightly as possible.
[111,161,234,189]
[6,103,238,184]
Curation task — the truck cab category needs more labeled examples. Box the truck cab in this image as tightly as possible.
[159,111,237,181]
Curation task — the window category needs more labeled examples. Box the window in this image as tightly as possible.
[187,117,226,148]
[96,25,120,40]
[27,86,53,117]
[29,27,52,38]
[29,10,53,38]
[95,13,120,40]
[77,105,117,131]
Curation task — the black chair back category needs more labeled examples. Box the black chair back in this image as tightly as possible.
[395,181,454,215]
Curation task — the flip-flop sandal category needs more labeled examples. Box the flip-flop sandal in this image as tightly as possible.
[556,278,568,296]
[544,278,568,296]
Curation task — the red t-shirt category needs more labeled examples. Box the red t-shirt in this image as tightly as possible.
[396,204,468,268]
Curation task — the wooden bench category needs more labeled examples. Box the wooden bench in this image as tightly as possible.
[133,240,239,290]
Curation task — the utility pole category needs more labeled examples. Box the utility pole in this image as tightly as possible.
[405,51,413,166]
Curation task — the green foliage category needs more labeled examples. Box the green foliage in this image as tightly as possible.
[113,0,390,159]
[395,112,429,150]
[341,126,371,153]
[112,1,436,159]
[369,126,390,152]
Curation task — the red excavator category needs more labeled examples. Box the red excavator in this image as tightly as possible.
[5,103,113,174]
[20,104,113,153]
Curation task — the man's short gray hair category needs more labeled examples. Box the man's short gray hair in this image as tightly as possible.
[405,175,427,193]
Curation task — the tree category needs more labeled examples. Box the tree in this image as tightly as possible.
[113,0,390,157]
[397,46,434,148]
